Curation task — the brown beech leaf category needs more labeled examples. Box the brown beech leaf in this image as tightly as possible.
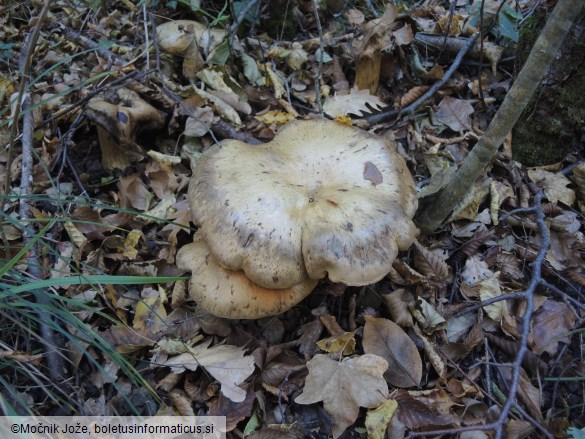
[412,241,453,288]
[400,85,429,107]
[381,289,415,328]
[394,390,455,430]
[298,320,324,356]
[260,361,305,388]
[362,316,422,387]
[531,299,576,355]
[118,174,151,211]
[167,389,195,416]
[498,366,543,422]
[434,96,474,132]
[295,354,388,438]
[208,385,255,431]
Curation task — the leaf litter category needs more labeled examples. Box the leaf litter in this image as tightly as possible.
[2,0,584,438]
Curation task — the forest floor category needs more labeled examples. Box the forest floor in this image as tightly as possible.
[0,0,584,438]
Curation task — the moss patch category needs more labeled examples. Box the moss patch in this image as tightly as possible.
[512,7,585,166]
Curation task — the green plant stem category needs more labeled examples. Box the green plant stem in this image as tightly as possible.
[416,0,583,233]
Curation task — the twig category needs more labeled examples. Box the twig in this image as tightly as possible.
[365,0,379,18]
[366,32,480,125]
[492,191,548,439]
[11,1,69,384]
[51,113,90,199]
[142,3,150,69]
[57,23,128,66]
[20,93,68,383]
[211,120,263,145]
[229,0,259,50]
[311,0,325,116]
[2,0,51,253]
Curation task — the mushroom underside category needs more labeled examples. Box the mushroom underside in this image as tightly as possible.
[176,233,318,319]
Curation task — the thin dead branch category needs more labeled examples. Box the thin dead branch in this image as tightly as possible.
[10,0,68,384]
[312,0,324,116]
[366,32,479,125]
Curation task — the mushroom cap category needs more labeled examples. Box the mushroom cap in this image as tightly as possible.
[85,88,165,144]
[156,20,227,55]
[189,119,418,289]
[176,232,318,319]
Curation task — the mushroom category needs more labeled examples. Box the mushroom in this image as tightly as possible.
[187,119,418,290]
[85,88,166,170]
[156,20,227,82]
[176,232,318,319]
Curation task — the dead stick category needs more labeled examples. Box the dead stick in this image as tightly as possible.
[58,23,127,65]
[366,32,479,125]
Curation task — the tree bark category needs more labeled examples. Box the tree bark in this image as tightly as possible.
[415,0,583,234]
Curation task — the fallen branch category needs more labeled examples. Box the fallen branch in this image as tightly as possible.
[57,23,128,66]
[366,33,479,125]
[9,0,68,384]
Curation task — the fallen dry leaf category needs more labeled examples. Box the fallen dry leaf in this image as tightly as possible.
[434,96,475,132]
[365,399,398,439]
[362,316,422,387]
[527,168,576,205]
[316,332,356,356]
[295,353,388,438]
[164,339,255,402]
[531,299,576,355]
[323,89,385,117]
[412,241,453,288]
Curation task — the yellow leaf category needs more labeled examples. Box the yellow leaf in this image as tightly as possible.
[265,63,285,99]
[335,115,353,126]
[448,178,490,222]
[255,111,295,125]
[365,399,398,439]
[123,229,142,259]
[317,332,356,356]
[134,295,167,332]
[478,272,508,322]
[63,221,87,248]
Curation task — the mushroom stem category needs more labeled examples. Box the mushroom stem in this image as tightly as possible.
[95,126,132,170]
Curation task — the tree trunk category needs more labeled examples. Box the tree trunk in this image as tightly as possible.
[415,0,583,234]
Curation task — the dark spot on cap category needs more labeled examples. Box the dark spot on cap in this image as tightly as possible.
[363,161,383,185]
[272,276,279,283]
[117,111,129,123]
